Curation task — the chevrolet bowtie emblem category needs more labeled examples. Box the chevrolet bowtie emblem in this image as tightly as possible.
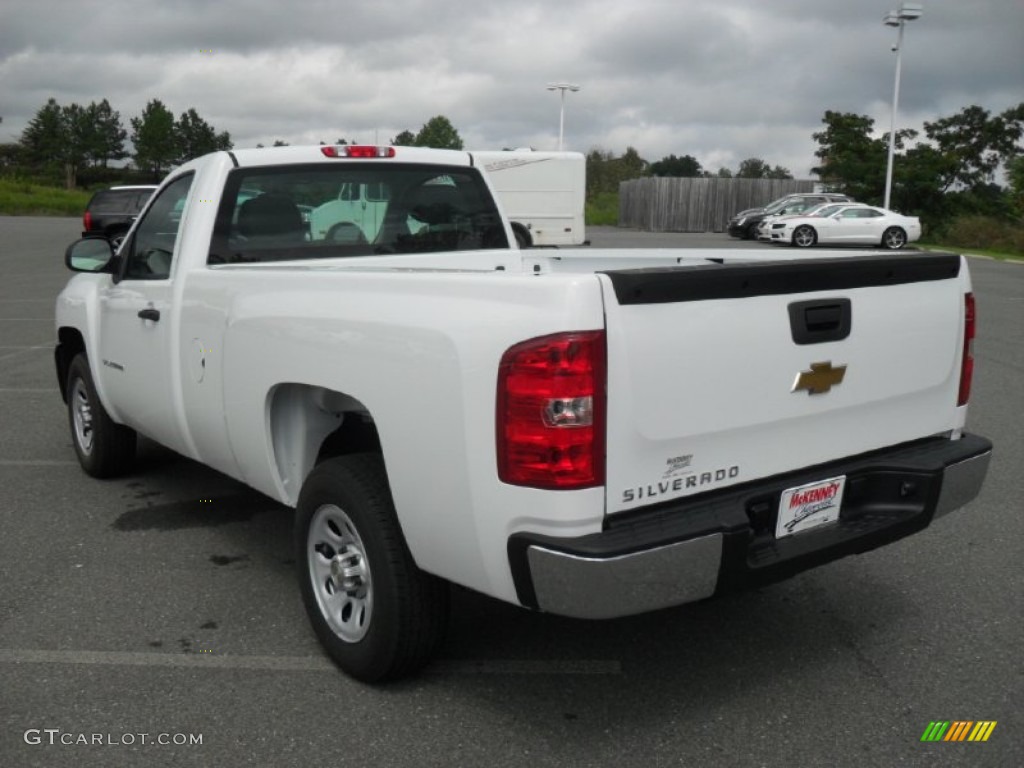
[792,361,847,395]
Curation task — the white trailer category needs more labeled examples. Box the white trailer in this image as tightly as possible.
[472,150,586,248]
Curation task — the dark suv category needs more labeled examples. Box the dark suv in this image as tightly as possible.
[82,185,158,247]
[727,193,854,240]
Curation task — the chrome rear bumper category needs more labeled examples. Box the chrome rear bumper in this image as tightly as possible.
[510,434,992,619]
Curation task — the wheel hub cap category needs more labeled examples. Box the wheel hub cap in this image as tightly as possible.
[72,380,94,454]
[330,545,367,592]
[308,505,373,643]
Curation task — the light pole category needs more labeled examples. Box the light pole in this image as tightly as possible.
[882,2,922,210]
[546,82,581,151]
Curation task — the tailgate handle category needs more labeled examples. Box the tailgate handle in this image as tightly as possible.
[788,299,851,345]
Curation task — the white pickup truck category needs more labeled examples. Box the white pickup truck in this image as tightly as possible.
[56,144,991,682]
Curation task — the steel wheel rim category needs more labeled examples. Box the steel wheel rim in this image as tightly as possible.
[794,227,814,247]
[308,504,373,643]
[71,378,94,455]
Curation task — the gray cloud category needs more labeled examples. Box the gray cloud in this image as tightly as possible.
[1,0,1021,178]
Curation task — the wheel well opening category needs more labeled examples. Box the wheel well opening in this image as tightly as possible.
[56,327,86,402]
[268,384,380,504]
[316,416,382,464]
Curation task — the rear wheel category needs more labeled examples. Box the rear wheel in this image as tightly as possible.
[326,222,368,245]
[66,353,136,478]
[295,454,449,682]
[792,225,817,248]
[881,226,907,250]
[512,224,531,249]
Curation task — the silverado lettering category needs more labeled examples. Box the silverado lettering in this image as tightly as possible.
[622,466,741,503]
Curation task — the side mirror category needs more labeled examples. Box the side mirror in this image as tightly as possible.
[65,237,116,273]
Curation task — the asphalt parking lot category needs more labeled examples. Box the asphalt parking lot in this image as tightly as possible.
[1,217,1021,768]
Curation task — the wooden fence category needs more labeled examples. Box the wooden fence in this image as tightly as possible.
[618,177,816,233]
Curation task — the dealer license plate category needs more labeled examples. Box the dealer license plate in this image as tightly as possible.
[775,475,846,539]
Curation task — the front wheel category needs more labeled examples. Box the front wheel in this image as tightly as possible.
[66,353,136,477]
[792,225,817,248]
[881,226,907,250]
[295,454,449,682]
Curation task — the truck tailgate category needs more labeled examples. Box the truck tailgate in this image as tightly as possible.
[599,253,967,515]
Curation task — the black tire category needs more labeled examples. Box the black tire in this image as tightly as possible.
[295,454,449,682]
[66,353,137,478]
[881,226,907,250]
[745,223,759,240]
[792,225,817,248]
[512,224,531,249]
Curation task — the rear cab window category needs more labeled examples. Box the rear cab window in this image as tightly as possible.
[88,189,151,213]
[208,163,509,264]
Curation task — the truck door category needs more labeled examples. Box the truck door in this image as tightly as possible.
[96,173,194,455]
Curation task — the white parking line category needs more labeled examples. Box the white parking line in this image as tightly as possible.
[0,460,77,466]
[0,388,59,392]
[0,649,621,675]
[0,346,49,362]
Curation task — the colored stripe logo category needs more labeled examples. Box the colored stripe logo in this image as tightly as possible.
[920,721,997,742]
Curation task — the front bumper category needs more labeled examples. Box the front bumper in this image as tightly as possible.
[508,434,991,619]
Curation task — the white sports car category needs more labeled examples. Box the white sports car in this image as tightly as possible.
[769,205,921,250]
[757,201,867,241]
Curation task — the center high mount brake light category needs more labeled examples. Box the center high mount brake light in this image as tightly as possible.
[321,145,396,159]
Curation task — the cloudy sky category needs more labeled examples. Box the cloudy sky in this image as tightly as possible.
[1,0,1021,177]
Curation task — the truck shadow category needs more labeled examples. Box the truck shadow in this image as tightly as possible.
[109,439,913,737]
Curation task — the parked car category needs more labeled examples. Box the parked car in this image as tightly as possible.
[771,205,922,249]
[756,202,868,241]
[727,192,854,240]
[81,185,158,247]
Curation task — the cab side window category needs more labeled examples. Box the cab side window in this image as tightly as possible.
[123,174,194,280]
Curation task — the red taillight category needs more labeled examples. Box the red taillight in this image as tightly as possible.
[321,145,396,159]
[83,210,92,231]
[496,331,606,490]
[957,292,975,406]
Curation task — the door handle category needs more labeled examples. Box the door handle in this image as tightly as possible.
[138,308,161,322]
[788,299,851,345]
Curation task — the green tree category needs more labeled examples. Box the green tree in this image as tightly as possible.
[131,99,177,177]
[715,167,733,178]
[812,111,887,202]
[924,104,1024,192]
[1007,155,1024,218]
[19,98,99,188]
[391,129,416,146]
[60,102,94,189]
[585,147,648,200]
[85,99,128,167]
[0,142,24,170]
[736,157,770,178]
[20,98,66,171]
[649,153,703,177]
[174,107,231,164]
[413,116,463,150]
